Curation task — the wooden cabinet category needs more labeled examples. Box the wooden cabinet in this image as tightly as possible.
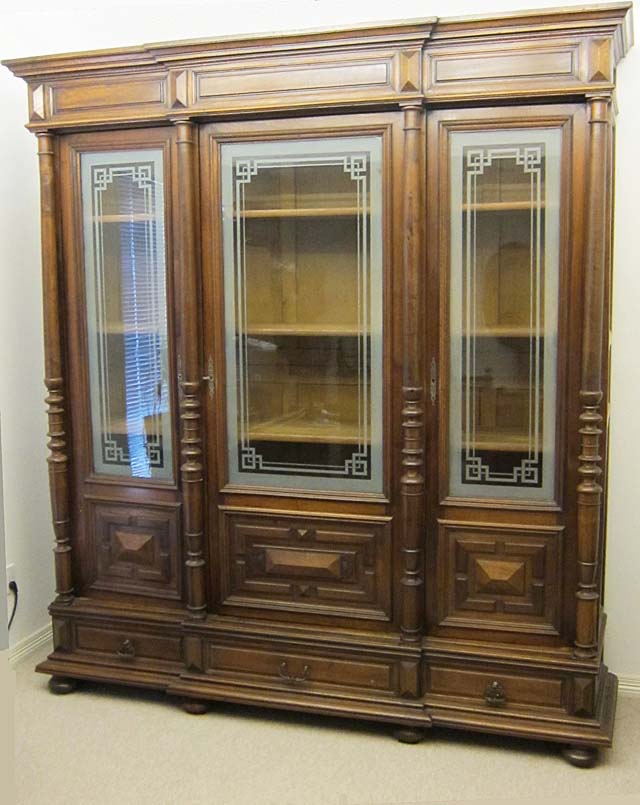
[3,2,632,768]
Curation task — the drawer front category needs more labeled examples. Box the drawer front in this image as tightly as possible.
[219,510,392,621]
[73,622,183,669]
[205,640,402,696]
[427,663,567,712]
[437,521,563,636]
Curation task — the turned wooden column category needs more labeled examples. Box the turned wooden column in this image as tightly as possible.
[575,96,611,658]
[174,119,207,619]
[37,132,73,604]
[399,104,425,643]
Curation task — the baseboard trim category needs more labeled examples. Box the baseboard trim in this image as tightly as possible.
[9,624,51,667]
[618,674,640,696]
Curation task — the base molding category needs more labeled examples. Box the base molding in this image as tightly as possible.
[9,623,51,667]
[170,674,432,728]
[618,674,640,695]
[32,604,621,759]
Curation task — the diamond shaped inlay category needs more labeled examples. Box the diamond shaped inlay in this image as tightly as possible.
[439,521,563,634]
[114,528,154,564]
[475,558,526,596]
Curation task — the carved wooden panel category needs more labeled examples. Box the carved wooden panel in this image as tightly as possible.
[438,521,563,635]
[191,48,417,113]
[219,511,391,621]
[43,73,168,124]
[427,663,566,711]
[88,501,181,600]
[52,617,71,653]
[572,675,598,717]
[206,640,398,694]
[423,35,617,100]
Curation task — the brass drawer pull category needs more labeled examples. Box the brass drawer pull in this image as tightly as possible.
[117,639,136,660]
[278,661,310,684]
[485,680,507,707]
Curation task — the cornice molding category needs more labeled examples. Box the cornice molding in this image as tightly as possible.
[3,4,632,81]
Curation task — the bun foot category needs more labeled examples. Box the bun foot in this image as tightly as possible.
[393,727,425,744]
[561,745,598,768]
[182,699,208,715]
[48,676,78,695]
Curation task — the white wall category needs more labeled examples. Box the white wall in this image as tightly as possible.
[0,419,16,802]
[1,1,638,678]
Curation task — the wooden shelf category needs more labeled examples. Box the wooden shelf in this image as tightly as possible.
[244,323,365,337]
[91,213,158,223]
[468,431,534,452]
[102,416,162,436]
[248,410,362,444]
[462,201,542,212]
[473,326,537,338]
[99,323,161,336]
[240,206,368,219]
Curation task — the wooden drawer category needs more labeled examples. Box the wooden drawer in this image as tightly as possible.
[204,639,405,697]
[219,510,392,622]
[427,663,567,712]
[73,622,183,670]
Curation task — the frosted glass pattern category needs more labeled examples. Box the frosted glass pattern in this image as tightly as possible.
[221,137,383,493]
[81,150,173,480]
[449,129,561,500]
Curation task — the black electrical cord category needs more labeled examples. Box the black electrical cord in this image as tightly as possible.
[8,581,18,630]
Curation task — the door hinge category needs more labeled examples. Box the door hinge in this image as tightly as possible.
[430,358,437,405]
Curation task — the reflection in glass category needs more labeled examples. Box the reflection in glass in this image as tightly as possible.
[449,130,561,500]
[221,137,383,492]
[81,150,173,480]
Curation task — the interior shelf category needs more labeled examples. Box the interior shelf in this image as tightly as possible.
[240,206,368,219]
[244,323,365,337]
[99,323,162,336]
[248,409,362,444]
[468,431,536,452]
[471,326,545,338]
[91,213,159,223]
[102,417,161,436]
[462,201,542,212]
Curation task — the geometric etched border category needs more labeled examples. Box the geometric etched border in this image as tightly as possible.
[232,152,372,481]
[437,519,563,636]
[461,144,545,489]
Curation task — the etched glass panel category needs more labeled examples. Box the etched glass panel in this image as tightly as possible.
[221,137,383,492]
[449,129,561,500]
[81,150,173,480]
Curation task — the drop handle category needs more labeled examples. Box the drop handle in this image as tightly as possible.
[117,639,136,661]
[484,680,507,707]
[278,661,310,684]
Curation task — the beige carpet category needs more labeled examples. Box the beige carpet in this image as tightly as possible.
[12,644,640,805]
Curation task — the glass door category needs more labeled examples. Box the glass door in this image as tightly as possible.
[80,149,173,481]
[448,128,562,501]
[220,136,384,493]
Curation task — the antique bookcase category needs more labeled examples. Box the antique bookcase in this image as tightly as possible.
[4,2,633,768]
